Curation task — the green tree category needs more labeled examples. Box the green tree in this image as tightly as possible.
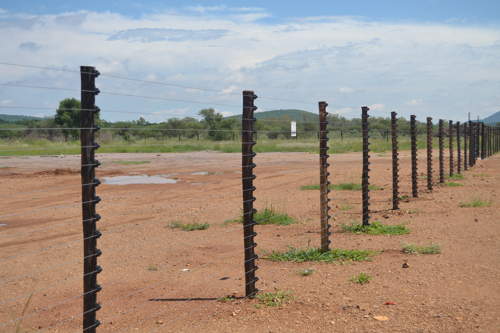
[55,98,101,140]
[54,98,81,140]
[199,108,236,140]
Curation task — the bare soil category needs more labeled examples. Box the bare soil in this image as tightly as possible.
[0,150,499,332]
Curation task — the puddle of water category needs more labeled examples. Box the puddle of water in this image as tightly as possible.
[0,224,7,227]
[191,171,209,176]
[103,175,177,185]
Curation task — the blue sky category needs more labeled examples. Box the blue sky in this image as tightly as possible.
[0,1,499,122]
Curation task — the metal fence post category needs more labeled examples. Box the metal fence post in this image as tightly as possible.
[438,119,444,183]
[481,122,486,159]
[391,111,399,210]
[80,66,102,333]
[361,106,370,226]
[469,120,476,167]
[241,90,258,298]
[318,101,331,252]
[449,120,454,177]
[456,122,461,174]
[410,115,418,197]
[464,122,468,171]
[426,117,433,191]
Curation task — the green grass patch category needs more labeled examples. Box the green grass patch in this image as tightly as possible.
[350,272,372,285]
[459,199,492,208]
[0,135,444,156]
[265,247,375,263]
[147,265,158,271]
[298,268,315,276]
[301,183,382,191]
[256,291,292,307]
[340,204,353,211]
[447,174,465,180]
[217,295,237,303]
[402,244,441,255]
[112,160,150,165]
[170,222,210,231]
[443,182,463,187]
[227,207,296,226]
[398,195,410,201]
[341,221,410,235]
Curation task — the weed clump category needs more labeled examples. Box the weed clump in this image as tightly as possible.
[459,199,491,208]
[266,247,375,263]
[301,183,382,191]
[402,244,441,255]
[341,221,410,235]
[350,272,372,284]
[256,291,292,307]
[170,222,210,231]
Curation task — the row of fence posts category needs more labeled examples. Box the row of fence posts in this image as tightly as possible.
[77,65,500,330]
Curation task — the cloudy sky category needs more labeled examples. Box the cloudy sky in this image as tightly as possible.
[0,0,499,122]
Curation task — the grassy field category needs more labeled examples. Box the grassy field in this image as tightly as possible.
[0,136,446,156]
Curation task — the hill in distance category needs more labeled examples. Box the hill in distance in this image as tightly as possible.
[227,109,318,122]
[483,111,500,124]
[0,114,43,122]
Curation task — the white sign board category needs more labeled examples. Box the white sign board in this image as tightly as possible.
[291,121,297,137]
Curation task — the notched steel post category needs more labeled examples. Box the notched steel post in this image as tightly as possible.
[318,101,331,252]
[410,115,418,197]
[391,111,399,209]
[426,117,433,191]
[361,106,370,226]
[80,66,102,333]
[241,90,258,298]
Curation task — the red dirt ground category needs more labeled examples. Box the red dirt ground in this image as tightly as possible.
[0,150,499,332]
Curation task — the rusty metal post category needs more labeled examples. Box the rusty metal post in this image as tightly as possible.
[426,117,433,191]
[391,111,399,210]
[410,115,418,197]
[464,122,468,171]
[438,119,444,183]
[318,101,331,252]
[80,66,102,333]
[456,122,461,174]
[241,90,258,298]
[449,120,454,177]
[361,106,371,226]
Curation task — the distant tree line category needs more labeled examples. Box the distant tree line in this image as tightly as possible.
[0,98,484,141]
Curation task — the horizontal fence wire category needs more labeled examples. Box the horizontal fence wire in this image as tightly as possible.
[0,61,315,107]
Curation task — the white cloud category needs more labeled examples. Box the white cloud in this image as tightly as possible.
[369,104,385,111]
[0,10,499,122]
[406,99,422,106]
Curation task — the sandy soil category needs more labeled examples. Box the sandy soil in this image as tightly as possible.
[0,150,499,332]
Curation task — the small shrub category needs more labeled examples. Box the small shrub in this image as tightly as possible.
[217,295,237,302]
[402,244,441,255]
[256,291,292,307]
[226,207,296,226]
[459,199,491,208]
[350,272,371,285]
[301,183,382,191]
[266,247,375,263]
[147,265,158,271]
[341,221,410,235]
[298,268,315,276]
[443,182,463,187]
[170,222,210,231]
[398,195,410,201]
